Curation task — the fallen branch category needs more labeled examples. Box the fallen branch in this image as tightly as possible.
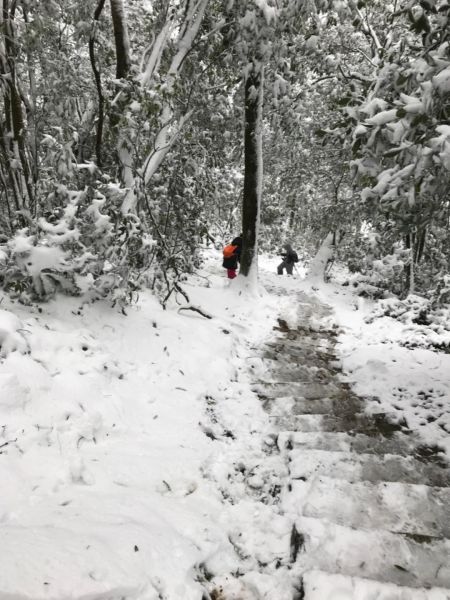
[178,304,213,319]
[0,438,17,450]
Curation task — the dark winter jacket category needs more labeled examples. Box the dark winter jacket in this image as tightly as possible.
[223,236,242,269]
[280,244,298,265]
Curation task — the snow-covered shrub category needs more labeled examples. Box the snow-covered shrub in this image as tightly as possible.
[3,228,80,301]
[342,240,410,299]
[0,185,156,303]
[366,294,450,353]
[91,211,156,305]
[1,191,91,300]
[366,294,430,323]
[430,273,450,307]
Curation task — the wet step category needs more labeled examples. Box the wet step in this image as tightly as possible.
[271,411,405,434]
[290,397,335,415]
[263,393,365,417]
[257,395,335,415]
[279,430,414,455]
[279,431,357,453]
[287,449,450,487]
[265,338,333,353]
[256,368,331,385]
[263,343,332,358]
[262,350,338,371]
[273,413,335,431]
[257,360,334,383]
[253,381,342,400]
[302,569,450,600]
[301,476,450,538]
[262,345,337,363]
[279,431,446,465]
[256,289,450,597]
[295,515,450,588]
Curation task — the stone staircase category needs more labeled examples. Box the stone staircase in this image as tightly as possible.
[254,291,450,599]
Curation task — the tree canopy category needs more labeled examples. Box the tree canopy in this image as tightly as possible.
[0,0,448,303]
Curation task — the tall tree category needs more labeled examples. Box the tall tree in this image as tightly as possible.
[224,0,349,282]
[119,0,210,214]
[240,64,264,278]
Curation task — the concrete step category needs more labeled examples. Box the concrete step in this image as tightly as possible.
[272,411,406,435]
[262,349,339,374]
[278,431,448,467]
[258,395,335,416]
[258,361,334,384]
[279,431,415,456]
[295,515,450,588]
[265,338,333,354]
[253,381,342,400]
[289,397,336,415]
[262,345,337,363]
[302,570,450,600]
[301,476,450,538]
[287,448,450,487]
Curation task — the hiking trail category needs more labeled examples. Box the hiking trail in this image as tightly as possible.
[253,283,450,599]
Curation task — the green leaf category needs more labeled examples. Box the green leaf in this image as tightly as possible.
[314,128,328,138]
[352,138,363,156]
[411,113,427,127]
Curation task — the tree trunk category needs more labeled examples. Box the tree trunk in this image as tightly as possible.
[405,232,415,295]
[109,0,131,79]
[90,0,107,167]
[415,227,426,264]
[10,83,34,208]
[240,64,264,279]
[307,232,336,282]
[22,7,39,189]
[1,0,33,211]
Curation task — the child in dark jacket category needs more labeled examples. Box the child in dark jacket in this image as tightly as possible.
[277,243,298,275]
[223,235,242,279]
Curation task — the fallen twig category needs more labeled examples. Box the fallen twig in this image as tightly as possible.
[178,304,213,319]
[0,438,17,450]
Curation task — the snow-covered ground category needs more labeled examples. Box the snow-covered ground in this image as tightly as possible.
[0,251,286,600]
[0,251,449,600]
[305,273,450,458]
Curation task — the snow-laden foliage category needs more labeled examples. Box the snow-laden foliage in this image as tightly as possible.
[0,0,448,304]
[0,185,154,303]
[0,1,215,303]
[366,294,450,353]
[328,0,450,298]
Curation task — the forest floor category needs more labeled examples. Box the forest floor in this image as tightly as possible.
[0,252,449,600]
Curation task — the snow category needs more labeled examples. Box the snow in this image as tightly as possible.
[1,252,449,599]
[304,571,450,600]
[307,271,450,457]
[0,251,282,600]
[0,308,28,357]
[253,0,278,24]
[306,233,334,283]
[305,35,319,50]
[353,124,368,138]
[433,66,450,94]
[365,109,397,126]
[360,97,389,117]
